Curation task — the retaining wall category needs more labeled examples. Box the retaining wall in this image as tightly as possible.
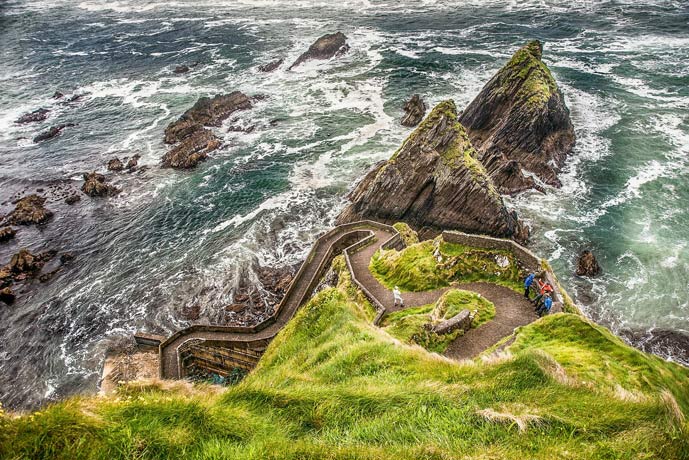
[441,230,563,307]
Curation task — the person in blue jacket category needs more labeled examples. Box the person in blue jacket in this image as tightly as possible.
[537,293,553,317]
[524,272,535,299]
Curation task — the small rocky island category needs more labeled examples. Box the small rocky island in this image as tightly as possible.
[337,100,528,242]
[338,40,573,242]
[288,32,350,70]
[459,40,575,194]
[162,91,253,169]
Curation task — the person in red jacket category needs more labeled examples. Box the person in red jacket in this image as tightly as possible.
[532,282,553,310]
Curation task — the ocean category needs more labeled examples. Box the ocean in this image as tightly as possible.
[0,0,687,410]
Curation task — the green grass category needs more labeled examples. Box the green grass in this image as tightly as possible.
[2,260,689,459]
[370,237,525,293]
[392,222,419,246]
[381,289,496,353]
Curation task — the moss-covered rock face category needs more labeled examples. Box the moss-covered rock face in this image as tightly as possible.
[460,40,575,193]
[338,100,528,242]
[392,222,419,246]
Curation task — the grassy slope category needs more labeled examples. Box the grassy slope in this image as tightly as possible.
[370,238,524,293]
[2,262,688,460]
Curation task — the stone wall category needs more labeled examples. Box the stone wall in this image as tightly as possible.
[441,230,563,308]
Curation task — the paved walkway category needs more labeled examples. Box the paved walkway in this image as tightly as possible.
[159,221,543,378]
[349,240,538,360]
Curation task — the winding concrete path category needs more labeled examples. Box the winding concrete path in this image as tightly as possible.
[159,221,542,378]
[348,238,539,360]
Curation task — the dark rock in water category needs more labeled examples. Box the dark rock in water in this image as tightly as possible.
[0,287,15,305]
[0,226,16,243]
[288,32,349,70]
[459,40,575,193]
[337,100,529,243]
[64,194,81,205]
[126,154,140,171]
[53,91,65,99]
[164,92,252,144]
[621,328,689,366]
[576,250,601,277]
[59,252,75,264]
[7,195,53,225]
[81,172,121,197]
[163,92,251,169]
[401,94,426,127]
[219,263,297,327]
[107,157,124,171]
[174,65,190,74]
[15,108,50,124]
[63,94,84,104]
[258,58,283,72]
[161,129,220,169]
[33,123,75,143]
[10,249,41,274]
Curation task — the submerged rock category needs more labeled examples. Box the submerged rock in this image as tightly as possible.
[459,40,575,193]
[64,194,81,205]
[288,32,349,70]
[81,172,121,197]
[337,100,528,242]
[0,227,16,243]
[162,92,252,169]
[6,195,53,225]
[576,250,601,277]
[258,58,284,72]
[15,108,50,124]
[401,94,426,127]
[33,123,75,143]
[107,158,124,171]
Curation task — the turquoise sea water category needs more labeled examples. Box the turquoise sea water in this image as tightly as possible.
[0,0,687,409]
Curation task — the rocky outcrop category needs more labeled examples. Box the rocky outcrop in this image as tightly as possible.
[0,227,16,243]
[15,108,49,124]
[0,249,58,303]
[126,154,140,171]
[459,40,575,193]
[219,264,296,326]
[401,94,426,127]
[258,58,284,72]
[288,32,349,70]
[161,129,220,169]
[0,287,14,305]
[65,194,81,205]
[107,158,124,171]
[576,250,601,277]
[6,195,53,225]
[33,123,75,143]
[337,100,528,242]
[81,172,121,197]
[162,92,252,169]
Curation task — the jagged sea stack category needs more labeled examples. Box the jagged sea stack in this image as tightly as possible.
[459,40,575,194]
[337,100,528,242]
